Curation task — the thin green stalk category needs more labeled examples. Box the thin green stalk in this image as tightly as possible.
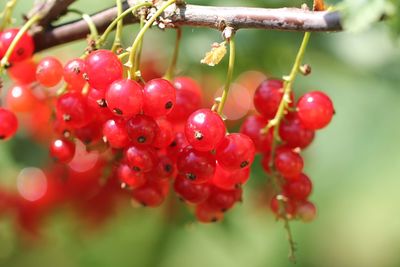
[68,9,99,40]
[127,0,177,79]
[132,13,145,75]
[164,27,182,81]
[97,2,152,47]
[111,0,123,52]
[217,35,236,115]
[0,13,42,70]
[0,0,18,31]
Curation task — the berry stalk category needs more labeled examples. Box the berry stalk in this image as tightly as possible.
[164,27,182,81]
[0,0,18,31]
[111,0,124,52]
[0,13,42,70]
[217,32,235,115]
[96,2,152,48]
[127,0,177,79]
[132,13,146,76]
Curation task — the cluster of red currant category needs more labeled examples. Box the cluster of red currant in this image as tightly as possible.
[241,79,334,222]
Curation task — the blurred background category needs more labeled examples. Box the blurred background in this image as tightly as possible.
[1,0,400,267]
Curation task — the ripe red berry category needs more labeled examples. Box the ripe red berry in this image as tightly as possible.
[149,155,175,180]
[211,164,250,190]
[0,108,18,140]
[274,147,304,179]
[174,175,210,204]
[63,58,87,90]
[106,79,143,117]
[117,163,146,189]
[74,121,103,144]
[240,115,273,153]
[167,132,189,161]
[167,76,202,122]
[56,92,92,128]
[8,59,37,84]
[284,173,312,200]
[185,109,226,151]
[153,118,174,149]
[206,187,242,212]
[125,146,157,173]
[296,201,317,222]
[132,180,166,207]
[49,139,76,163]
[279,114,315,149]
[36,57,63,87]
[297,91,334,130]
[270,194,297,218]
[6,84,37,112]
[177,146,216,184]
[254,79,287,119]
[142,78,176,117]
[102,118,130,149]
[0,28,34,63]
[126,114,158,146]
[216,133,255,171]
[195,202,224,223]
[85,49,123,91]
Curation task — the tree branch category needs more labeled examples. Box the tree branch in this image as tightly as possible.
[33,3,342,52]
[28,0,76,28]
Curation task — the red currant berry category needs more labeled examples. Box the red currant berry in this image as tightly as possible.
[274,147,304,179]
[284,173,312,200]
[56,92,92,128]
[297,91,334,130]
[49,139,76,163]
[185,109,226,151]
[102,118,130,148]
[106,79,143,117]
[142,78,176,117]
[279,114,315,149]
[254,79,287,119]
[211,164,250,190]
[240,115,273,153]
[75,121,103,144]
[126,114,158,146]
[0,108,18,140]
[153,118,174,149]
[206,187,242,212]
[125,146,157,173]
[132,181,165,207]
[8,59,37,84]
[177,146,216,184]
[216,133,255,171]
[85,49,123,91]
[117,164,146,189]
[149,155,175,180]
[63,58,87,90]
[36,57,63,87]
[174,175,210,204]
[167,132,189,161]
[167,76,202,122]
[296,201,316,222]
[195,202,224,223]
[6,84,37,112]
[270,194,297,218]
[0,28,34,63]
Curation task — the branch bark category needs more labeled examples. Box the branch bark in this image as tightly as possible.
[33,3,342,52]
[28,0,77,28]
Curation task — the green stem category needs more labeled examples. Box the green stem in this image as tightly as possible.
[111,0,123,52]
[0,13,42,69]
[96,2,152,47]
[217,35,236,115]
[127,0,176,79]
[68,9,98,40]
[132,13,146,75]
[164,27,182,81]
[0,0,18,31]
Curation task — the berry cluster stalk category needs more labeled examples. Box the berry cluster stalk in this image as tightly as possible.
[126,0,177,79]
[264,31,312,262]
[217,34,235,115]
[164,27,182,81]
[0,0,18,31]
[111,0,124,52]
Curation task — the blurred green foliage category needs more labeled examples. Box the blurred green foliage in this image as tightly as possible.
[1,0,400,267]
